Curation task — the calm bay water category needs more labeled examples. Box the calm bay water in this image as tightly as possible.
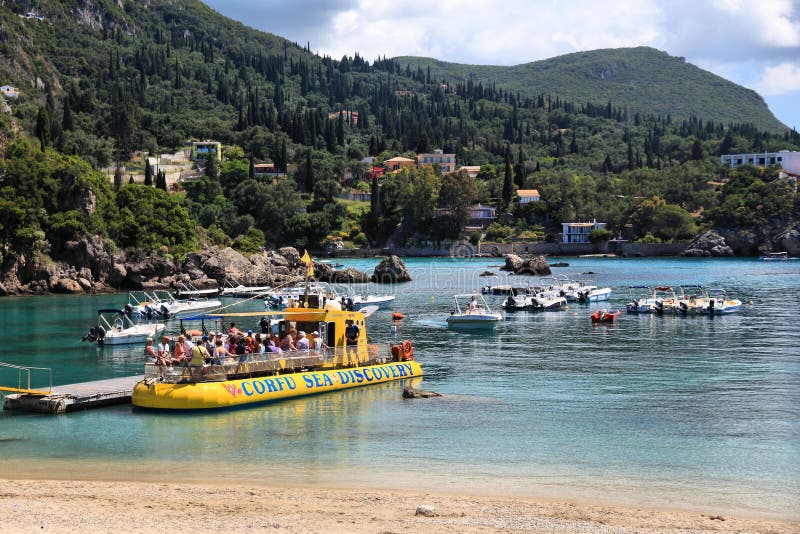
[0,257,798,518]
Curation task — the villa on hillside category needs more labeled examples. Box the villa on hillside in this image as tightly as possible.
[458,165,481,178]
[435,204,497,230]
[1,85,20,98]
[720,150,800,175]
[517,189,541,203]
[416,149,456,173]
[562,221,607,244]
[190,141,222,161]
[383,156,416,172]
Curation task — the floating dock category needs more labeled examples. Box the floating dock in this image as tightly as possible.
[2,375,142,414]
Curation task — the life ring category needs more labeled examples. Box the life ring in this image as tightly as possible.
[401,339,414,360]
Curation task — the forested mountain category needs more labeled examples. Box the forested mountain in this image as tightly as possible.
[395,48,786,132]
[0,0,798,272]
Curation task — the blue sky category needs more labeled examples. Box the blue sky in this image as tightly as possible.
[204,0,800,130]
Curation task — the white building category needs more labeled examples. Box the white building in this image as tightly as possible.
[417,149,456,173]
[517,189,541,203]
[1,85,20,98]
[720,151,800,175]
[562,221,607,244]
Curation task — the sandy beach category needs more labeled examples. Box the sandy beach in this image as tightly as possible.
[0,479,797,533]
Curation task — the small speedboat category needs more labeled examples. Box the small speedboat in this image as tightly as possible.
[699,289,742,315]
[591,309,619,323]
[447,294,503,329]
[626,286,656,313]
[759,251,788,261]
[83,309,165,345]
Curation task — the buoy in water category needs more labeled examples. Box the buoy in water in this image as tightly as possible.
[392,312,405,320]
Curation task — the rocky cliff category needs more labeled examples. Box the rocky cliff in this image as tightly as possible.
[0,239,369,296]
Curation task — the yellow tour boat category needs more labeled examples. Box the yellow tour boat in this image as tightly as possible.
[132,293,421,410]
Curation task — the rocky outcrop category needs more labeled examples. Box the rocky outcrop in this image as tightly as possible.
[314,263,370,283]
[500,254,551,275]
[680,230,734,257]
[403,387,442,399]
[775,227,800,256]
[371,255,411,283]
[0,240,374,296]
[500,254,523,272]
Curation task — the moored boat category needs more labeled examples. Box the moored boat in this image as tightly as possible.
[626,286,657,313]
[759,251,788,261]
[132,293,421,410]
[447,294,503,328]
[83,309,165,345]
[699,289,742,315]
[591,309,619,323]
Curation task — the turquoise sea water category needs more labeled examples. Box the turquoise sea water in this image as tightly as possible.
[0,257,798,518]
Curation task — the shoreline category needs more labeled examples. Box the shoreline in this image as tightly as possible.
[1,478,797,533]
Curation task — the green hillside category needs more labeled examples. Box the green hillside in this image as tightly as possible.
[395,47,785,132]
[0,0,797,267]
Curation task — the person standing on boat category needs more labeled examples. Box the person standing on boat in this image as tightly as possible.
[181,335,193,359]
[229,322,239,336]
[469,295,479,311]
[259,316,270,334]
[204,333,215,355]
[345,320,360,345]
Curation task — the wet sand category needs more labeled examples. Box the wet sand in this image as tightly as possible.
[1,479,797,533]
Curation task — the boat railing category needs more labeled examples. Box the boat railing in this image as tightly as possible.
[144,344,392,383]
[0,361,52,395]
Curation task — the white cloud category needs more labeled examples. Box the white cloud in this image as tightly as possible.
[752,63,800,95]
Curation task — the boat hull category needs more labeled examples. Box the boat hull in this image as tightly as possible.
[132,360,423,410]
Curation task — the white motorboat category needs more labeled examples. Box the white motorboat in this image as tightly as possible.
[175,282,220,298]
[126,290,222,318]
[576,285,612,302]
[759,251,788,261]
[334,285,395,310]
[675,284,707,315]
[447,294,503,329]
[83,309,165,345]
[220,279,274,298]
[699,289,742,315]
[626,286,657,313]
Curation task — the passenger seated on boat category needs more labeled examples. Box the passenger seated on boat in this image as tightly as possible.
[245,330,255,352]
[469,295,479,311]
[310,331,326,352]
[296,331,309,350]
[144,338,158,363]
[281,329,297,351]
[157,335,171,366]
[253,333,265,354]
[345,321,360,345]
[172,335,189,367]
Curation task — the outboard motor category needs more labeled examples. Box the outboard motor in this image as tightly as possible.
[82,325,106,343]
[679,301,688,315]
[124,303,134,318]
[160,304,170,318]
[655,299,664,314]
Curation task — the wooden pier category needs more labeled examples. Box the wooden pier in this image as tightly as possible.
[2,375,143,414]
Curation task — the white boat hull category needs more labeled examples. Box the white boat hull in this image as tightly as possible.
[447,314,502,329]
[101,324,165,345]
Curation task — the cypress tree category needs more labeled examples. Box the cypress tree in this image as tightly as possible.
[114,163,123,190]
[691,139,704,161]
[502,156,514,206]
[248,154,255,179]
[305,150,314,192]
[35,107,50,151]
[144,158,153,186]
